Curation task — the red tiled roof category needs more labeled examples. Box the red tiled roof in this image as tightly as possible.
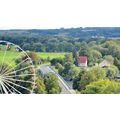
[78,56,87,63]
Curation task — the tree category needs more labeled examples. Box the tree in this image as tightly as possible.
[64,53,74,64]
[51,58,64,66]
[88,41,96,47]
[105,65,119,78]
[90,67,106,79]
[73,68,87,90]
[81,79,120,94]
[79,45,94,66]
[15,58,34,94]
[55,63,63,69]
[27,51,39,65]
[68,66,79,80]
[107,44,120,59]
[34,76,47,94]
[114,57,120,70]
[104,55,114,64]
[58,65,64,76]
[91,50,102,63]
[62,62,74,76]
[72,48,78,65]
[79,71,97,91]
[44,73,61,94]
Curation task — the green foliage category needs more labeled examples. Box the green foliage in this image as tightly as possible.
[15,58,33,94]
[91,50,102,63]
[64,53,74,64]
[90,67,106,79]
[79,71,97,91]
[81,79,120,94]
[58,65,64,76]
[50,57,64,66]
[55,63,63,69]
[79,43,94,66]
[60,62,75,79]
[105,65,119,78]
[114,58,120,70]
[73,68,87,90]
[72,48,78,65]
[44,73,61,94]
[68,66,79,79]
[34,76,47,94]
[104,55,114,64]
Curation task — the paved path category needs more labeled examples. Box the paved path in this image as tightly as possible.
[38,65,75,94]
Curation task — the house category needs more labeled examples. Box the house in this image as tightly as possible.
[99,59,111,68]
[77,56,87,67]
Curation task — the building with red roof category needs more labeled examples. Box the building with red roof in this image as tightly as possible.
[77,56,87,67]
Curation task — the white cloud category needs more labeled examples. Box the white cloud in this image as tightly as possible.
[0,0,120,29]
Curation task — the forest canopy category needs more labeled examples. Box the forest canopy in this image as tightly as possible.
[0,27,120,52]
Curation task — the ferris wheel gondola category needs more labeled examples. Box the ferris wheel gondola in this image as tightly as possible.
[0,41,36,94]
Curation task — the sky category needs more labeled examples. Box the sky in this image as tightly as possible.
[0,0,120,29]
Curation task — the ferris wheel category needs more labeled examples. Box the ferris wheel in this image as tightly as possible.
[0,41,36,94]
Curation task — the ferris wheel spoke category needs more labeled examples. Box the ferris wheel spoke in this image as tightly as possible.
[3,77,34,84]
[0,81,8,94]
[4,79,32,92]
[2,82,13,94]
[0,43,8,73]
[0,85,3,94]
[0,41,36,94]
[3,65,34,76]
[0,61,16,76]
[4,80,22,94]
[2,57,30,76]
[4,74,35,78]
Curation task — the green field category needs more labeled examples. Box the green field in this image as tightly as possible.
[37,52,67,59]
[0,51,21,66]
[0,51,67,65]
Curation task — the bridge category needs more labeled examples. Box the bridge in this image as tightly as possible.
[38,64,76,94]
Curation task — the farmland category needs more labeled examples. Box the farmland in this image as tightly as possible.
[37,52,66,60]
[0,50,67,65]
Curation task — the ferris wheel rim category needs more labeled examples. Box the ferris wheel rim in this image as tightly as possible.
[0,40,36,94]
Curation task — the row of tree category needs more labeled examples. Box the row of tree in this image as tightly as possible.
[0,34,120,52]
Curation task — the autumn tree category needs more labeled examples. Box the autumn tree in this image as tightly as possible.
[27,51,39,65]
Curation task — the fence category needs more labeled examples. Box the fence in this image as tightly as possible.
[50,67,71,89]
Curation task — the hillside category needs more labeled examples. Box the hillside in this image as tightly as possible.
[1,27,120,38]
[0,27,120,52]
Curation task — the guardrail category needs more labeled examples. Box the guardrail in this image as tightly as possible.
[50,68,72,89]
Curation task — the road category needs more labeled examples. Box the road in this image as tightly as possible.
[38,64,75,94]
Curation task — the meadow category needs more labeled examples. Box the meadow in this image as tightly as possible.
[0,45,67,61]
[37,52,66,60]
[0,50,67,65]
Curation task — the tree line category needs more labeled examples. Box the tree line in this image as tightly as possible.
[0,34,120,52]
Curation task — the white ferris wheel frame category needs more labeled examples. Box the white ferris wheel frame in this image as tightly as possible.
[0,40,36,94]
